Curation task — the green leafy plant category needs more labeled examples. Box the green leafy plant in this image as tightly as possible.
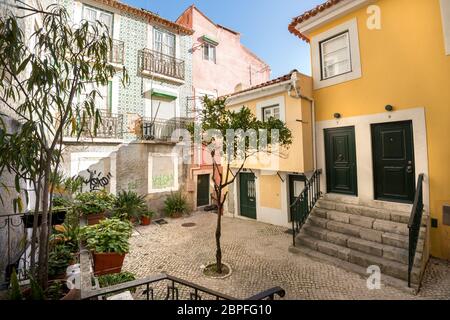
[75,191,116,216]
[81,218,132,254]
[8,268,23,300]
[113,191,147,221]
[48,244,74,277]
[50,224,80,253]
[141,211,154,218]
[52,197,72,211]
[98,272,136,292]
[164,192,189,217]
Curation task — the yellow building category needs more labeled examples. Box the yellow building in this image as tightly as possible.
[287,0,450,285]
[224,70,315,227]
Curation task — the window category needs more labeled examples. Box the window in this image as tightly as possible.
[203,43,216,63]
[311,18,361,89]
[262,105,280,122]
[154,29,176,57]
[79,81,112,112]
[320,32,351,80]
[83,5,113,35]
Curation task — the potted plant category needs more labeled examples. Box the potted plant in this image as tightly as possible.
[164,192,189,219]
[140,211,154,226]
[75,191,115,225]
[22,197,72,228]
[81,218,132,276]
[113,191,147,224]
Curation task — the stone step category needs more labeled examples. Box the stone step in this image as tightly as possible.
[307,214,424,252]
[302,224,422,266]
[316,199,427,226]
[295,232,421,284]
[288,244,418,294]
[322,193,412,213]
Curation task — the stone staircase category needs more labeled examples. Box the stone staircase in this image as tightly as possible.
[289,194,429,291]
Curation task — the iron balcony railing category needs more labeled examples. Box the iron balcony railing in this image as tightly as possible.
[64,111,123,139]
[109,39,125,65]
[81,273,285,300]
[138,117,190,142]
[408,173,424,287]
[290,169,322,247]
[138,49,185,80]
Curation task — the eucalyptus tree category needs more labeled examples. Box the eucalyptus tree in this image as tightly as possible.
[0,1,128,288]
[191,97,292,273]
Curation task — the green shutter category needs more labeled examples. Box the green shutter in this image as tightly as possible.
[201,35,219,46]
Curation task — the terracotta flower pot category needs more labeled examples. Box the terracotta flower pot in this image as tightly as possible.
[86,213,106,226]
[140,216,151,226]
[93,252,126,276]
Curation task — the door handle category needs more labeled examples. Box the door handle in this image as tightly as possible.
[406,164,414,174]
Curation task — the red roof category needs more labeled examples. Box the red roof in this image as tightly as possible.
[288,0,344,42]
[226,70,298,98]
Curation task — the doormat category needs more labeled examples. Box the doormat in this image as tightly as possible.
[154,219,168,225]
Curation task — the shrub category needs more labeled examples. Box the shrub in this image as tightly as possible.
[81,218,132,254]
[48,244,74,277]
[75,191,116,216]
[164,192,189,217]
[113,191,147,221]
[98,272,136,292]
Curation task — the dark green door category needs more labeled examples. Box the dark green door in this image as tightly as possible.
[371,121,415,203]
[197,174,210,207]
[239,173,256,219]
[325,126,358,196]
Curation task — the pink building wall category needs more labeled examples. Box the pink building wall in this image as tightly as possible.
[177,5,270,97]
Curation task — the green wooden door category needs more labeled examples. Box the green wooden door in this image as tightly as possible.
[371,121,415,203]
[239,173,257,219]
[197,174,210,207]
[325,126,358,196]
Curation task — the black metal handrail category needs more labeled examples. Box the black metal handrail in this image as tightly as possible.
[64,111,123,139]
[290,169,322,247]
[138,48,185,80]
[82,273,285,300]
[407,173,424,287]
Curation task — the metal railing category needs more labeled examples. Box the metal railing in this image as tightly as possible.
[0,213,29,289]
[64,111,123,139]
[408,173,424,287]
[290,169,322,247]
[109,39,125,65]
[139,117,190,142]
[138,49,185,80]
[82,273,285,300]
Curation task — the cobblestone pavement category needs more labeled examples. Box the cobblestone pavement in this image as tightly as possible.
[124,212,450,300]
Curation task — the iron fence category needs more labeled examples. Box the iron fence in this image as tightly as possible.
[138,49,185,80]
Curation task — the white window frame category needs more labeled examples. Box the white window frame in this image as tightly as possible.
[311,18,362,89]
[262,105,281,122]
[256,96,285,122]
[320,31,352,80]
[203,43,216,63]
[440,0,450,55]
[82,4,114,36]
[148,153,179,194]
[154,28,176,57]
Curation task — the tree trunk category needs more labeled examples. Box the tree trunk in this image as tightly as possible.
[215,188,223,274]
[37,160,51,289]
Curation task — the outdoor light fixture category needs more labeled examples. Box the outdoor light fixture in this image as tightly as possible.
[334,113,341,119]
[385,105,394,112]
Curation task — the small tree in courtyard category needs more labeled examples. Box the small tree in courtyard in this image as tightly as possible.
[191,97,292,274]
[0,1,128,289]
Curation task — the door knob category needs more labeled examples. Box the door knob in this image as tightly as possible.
[406,165,414,174]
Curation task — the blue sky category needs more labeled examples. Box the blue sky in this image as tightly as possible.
[124,0,324,78]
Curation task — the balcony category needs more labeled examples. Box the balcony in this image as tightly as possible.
[109,39,124,65]
[64,111,123,140]
[138,49,185,81]
[137,117,190,142]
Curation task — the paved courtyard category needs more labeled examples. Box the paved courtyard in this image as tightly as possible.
[124,211,450,300]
